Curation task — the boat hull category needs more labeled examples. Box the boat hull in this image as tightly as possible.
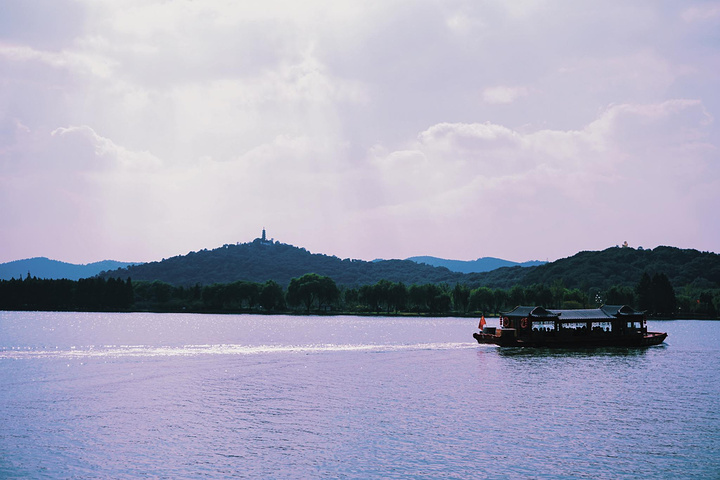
[473,331,667,348]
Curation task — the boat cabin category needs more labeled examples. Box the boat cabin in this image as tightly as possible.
[497,305,647,339]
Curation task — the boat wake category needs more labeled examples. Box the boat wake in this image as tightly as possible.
[0,342,475,359]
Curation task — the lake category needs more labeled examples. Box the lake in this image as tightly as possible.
[1,312,719,478]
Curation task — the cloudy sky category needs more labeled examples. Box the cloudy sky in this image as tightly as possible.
[1,0,719,264]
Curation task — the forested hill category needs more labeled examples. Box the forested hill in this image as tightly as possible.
[472,245,720,291]
[98,241,720,291]
[98,240,465,287]
[456,247,720,291]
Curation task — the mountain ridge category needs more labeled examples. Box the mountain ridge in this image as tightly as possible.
[0,257,139,281]
[405,256,545,273]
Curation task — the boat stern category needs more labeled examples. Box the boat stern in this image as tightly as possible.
[473,327,518,346]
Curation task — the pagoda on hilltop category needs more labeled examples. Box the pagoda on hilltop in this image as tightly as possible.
[259,228,273,245]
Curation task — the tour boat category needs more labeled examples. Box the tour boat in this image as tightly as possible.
[473,305,667,347]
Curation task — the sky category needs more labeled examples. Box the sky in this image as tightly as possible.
[1,0,719,264]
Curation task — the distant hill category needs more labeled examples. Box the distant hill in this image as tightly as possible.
[0,257,140,281]
[98,240,465,287]
[406,256,545,273]
[96,240,720,292]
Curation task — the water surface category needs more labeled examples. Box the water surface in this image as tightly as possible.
[1,312,718,478]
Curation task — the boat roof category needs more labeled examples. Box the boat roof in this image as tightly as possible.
[601,305,643,316]
[553,308,614,320]
[503,306,559,319]
[504,305,644,321]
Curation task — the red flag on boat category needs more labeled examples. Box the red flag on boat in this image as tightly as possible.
[478,315,486,330]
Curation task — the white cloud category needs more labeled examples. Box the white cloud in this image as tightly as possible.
[367,99,715,230]
[0,43,117,78]
[50,125,163,171]
[482,86,530,104]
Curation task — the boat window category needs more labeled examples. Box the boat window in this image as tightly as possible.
[532,321,555,332]
[590,322,611,333]
[560,322,588,330]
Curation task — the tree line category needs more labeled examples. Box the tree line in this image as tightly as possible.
[1,271,717,318]
[0,274,133,311]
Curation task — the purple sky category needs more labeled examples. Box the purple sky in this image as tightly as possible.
[1,1,719,264]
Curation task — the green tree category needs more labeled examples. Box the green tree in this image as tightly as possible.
[388,281,408,313]
[550,279,566,308]
[426,284,451,313]
[452,283,471,313]
[359,284,380,312]
[374,279,394,313]
[469,287,494,313]
[525,284,553,308]
[651,272,676,316]
[493,289,509,313]
[287,273,338,313]
[316,275,340,311]
[605,285,635,306]
[202,283,226,310]
[508,285,525,308]
[343,288,359,310]
[636,272,653,311]
[259,280,285,311]
[237,281,260,309]
[408,284,427,312]
[405,284,451,313]
[697,291,717,317]
[564,288,587,308]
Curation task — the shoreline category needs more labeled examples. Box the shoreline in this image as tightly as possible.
[0,309,716,320]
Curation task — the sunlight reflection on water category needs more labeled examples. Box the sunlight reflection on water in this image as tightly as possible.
[0,341,475,359]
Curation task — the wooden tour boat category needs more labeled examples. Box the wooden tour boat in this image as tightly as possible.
[473,305,667,347]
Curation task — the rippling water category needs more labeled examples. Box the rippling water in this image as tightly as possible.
[1,312,718,479]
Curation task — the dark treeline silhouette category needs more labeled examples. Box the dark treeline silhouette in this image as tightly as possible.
[0,274,133,311]
[1,271,717,318]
